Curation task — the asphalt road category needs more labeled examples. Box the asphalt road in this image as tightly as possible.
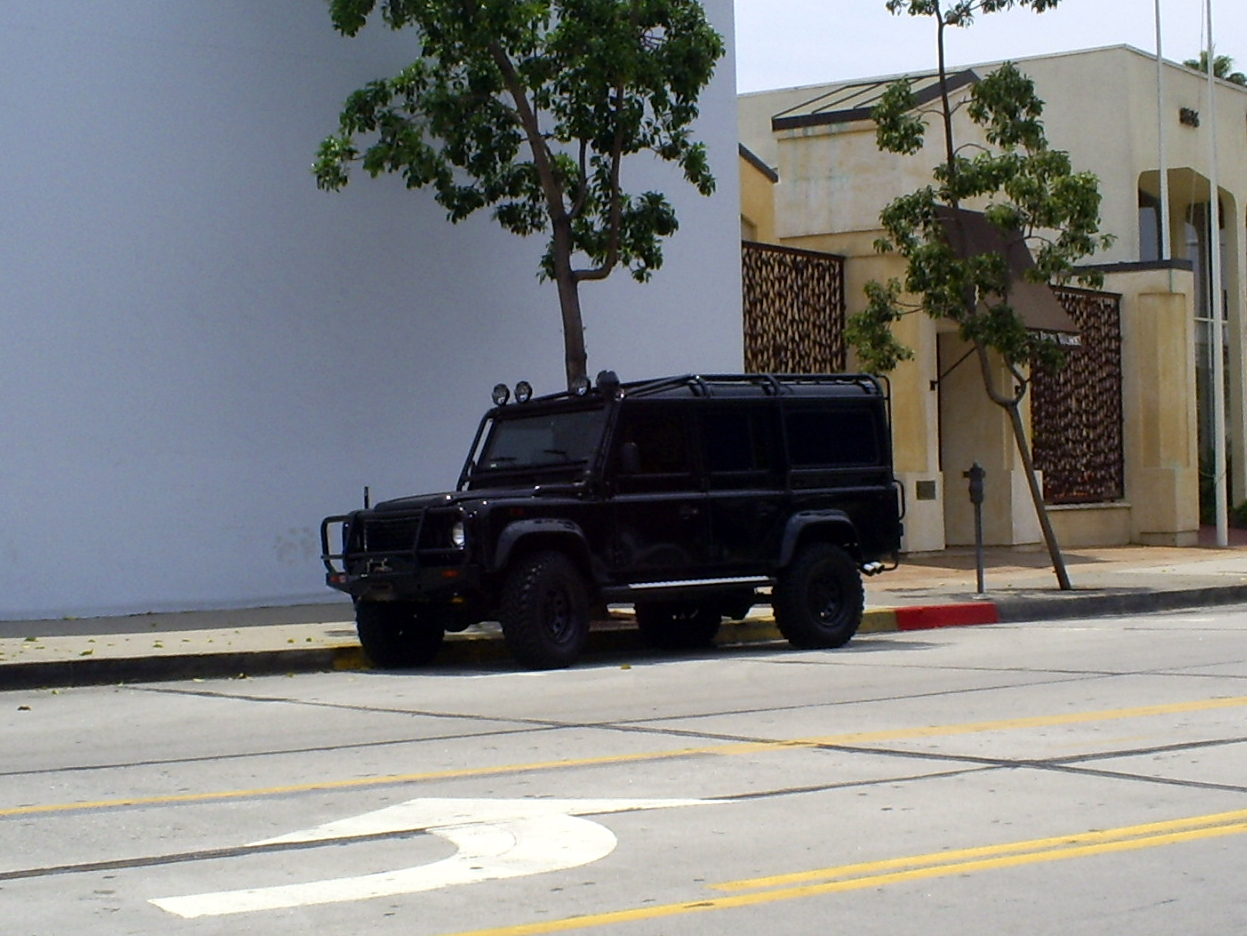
[4,606,1247,936]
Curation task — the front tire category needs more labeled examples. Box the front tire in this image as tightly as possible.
[355,602,445,668]
[500,552,590,669]
[635,603,721,650]
[774,543,863,649]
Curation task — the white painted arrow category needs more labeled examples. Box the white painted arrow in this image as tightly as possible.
[150,796,715,918]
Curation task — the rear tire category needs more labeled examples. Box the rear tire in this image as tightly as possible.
[500,551,589,669]
[355,602,445,668]
[635,603,721,650]
[774,543,863,649]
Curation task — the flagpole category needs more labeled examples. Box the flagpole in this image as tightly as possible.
[1206,0,1228,546]
[1154,0,1171,270]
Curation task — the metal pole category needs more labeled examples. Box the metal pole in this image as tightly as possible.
[966,462,985,594]
[1206,0,1229,546]
[1154,0,1172,273]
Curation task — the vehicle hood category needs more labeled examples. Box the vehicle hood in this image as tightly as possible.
[372,491,475,513]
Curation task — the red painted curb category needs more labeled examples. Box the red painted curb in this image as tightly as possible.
[894,602,1000,631]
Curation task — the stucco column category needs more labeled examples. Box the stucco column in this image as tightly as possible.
[1119,272,1200,545]
[937,333,1041,547]
[841,251,945,553]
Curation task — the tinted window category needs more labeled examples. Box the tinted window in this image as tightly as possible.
[703,409,770,474]
[478,408,606,471]
[786,408,880,467]
[615,408,690,475]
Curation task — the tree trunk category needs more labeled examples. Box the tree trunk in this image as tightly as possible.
[550,218,588,390]
[555,272,588,390]
[1001,392,1073,591]
[487,42,589,391]
[974,342,1072,590]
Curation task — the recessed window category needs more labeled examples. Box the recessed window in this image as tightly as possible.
[786,408,880,467]
[1138,190,1161,263]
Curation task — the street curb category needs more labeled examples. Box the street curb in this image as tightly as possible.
[6,585,1247,691]
[0,606,983,691]
[991,584,1247,622]
[860,603,1001,633]
[0,648,363,692]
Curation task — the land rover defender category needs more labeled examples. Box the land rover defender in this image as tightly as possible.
[321,372,903,669]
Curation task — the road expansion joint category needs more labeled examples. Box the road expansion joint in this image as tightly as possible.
[1037,762,1247,795]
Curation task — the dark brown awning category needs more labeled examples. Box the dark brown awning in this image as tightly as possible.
[934,206,1079,338]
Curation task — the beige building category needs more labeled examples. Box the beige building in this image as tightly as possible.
[739,45,1247,553]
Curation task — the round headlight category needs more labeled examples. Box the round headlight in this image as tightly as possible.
[515,380,533,403]
[450,520,467,549]
[492,383,511,406]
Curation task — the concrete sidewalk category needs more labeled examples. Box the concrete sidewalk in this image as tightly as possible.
[4,541,1247,691]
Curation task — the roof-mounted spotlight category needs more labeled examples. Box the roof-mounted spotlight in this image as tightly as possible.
[515,380,533,404]
[492,383,511,406]
[570,375,591,396]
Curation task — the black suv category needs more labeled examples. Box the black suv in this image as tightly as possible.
[321,373,903,669]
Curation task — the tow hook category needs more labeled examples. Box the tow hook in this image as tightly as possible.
[861,561,886,576]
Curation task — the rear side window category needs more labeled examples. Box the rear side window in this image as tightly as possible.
[785,407,881,467]
[702,408,771,474]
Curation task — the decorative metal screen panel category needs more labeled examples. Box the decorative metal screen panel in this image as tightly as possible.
[742,241,845,373]
[1031,286,1124,504]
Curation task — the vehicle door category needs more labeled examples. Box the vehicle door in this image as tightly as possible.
[605,403,709,582]
[698,402,786,573]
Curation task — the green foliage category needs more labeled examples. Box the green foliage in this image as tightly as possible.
[845,280,915,375]
[852,0,1112,381]
[1183,51,1247,86]
[885,0,1062,25]
[315,0,724,287]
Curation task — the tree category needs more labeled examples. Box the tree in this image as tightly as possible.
[1183,51,1247,86]
[846,0,1113,590]
[314,0,724,390]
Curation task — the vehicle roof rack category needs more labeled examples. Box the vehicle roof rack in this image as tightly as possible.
[619,373,885,399]
[508,373,887,408]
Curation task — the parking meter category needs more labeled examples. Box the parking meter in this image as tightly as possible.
[963,462,985,592]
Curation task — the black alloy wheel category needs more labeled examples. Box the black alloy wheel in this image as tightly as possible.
[773,543,864,649]
[500,551,590,669]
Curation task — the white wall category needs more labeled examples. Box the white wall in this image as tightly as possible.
[0,1,741,619]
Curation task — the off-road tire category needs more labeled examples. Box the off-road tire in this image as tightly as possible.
[355,601,445,668]
[774,543,863,649]
[635,603,721,650]
[500,551,589,669]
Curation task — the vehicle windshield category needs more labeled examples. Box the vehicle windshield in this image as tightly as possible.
[474,408,607,475]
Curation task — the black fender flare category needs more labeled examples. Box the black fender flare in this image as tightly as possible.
[778,510,860,568]
[493,518,591,574]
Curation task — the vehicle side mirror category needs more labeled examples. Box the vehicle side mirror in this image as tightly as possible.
[620,441,641,475]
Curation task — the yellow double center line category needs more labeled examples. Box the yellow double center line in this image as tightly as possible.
[714,808,1247,894]
[440,810,1247,936]
[4,694,1247,818]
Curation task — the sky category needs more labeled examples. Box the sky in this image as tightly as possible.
[734,0,1247,93]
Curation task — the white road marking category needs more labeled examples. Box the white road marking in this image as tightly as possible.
[150,796,714,918]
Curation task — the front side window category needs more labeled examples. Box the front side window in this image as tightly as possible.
[611,406,700,494]
[615,408,691,475]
